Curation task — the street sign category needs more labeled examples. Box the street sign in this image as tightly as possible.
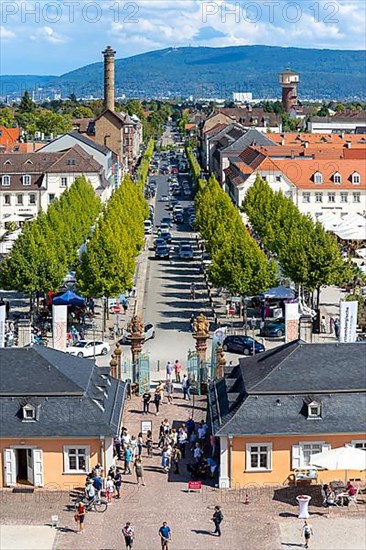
[114,304,121,314]
[229,306,235,316]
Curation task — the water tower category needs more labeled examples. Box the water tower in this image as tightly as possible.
[279,69,300,113]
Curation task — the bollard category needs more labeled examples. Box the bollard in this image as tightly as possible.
[157,360,160,372]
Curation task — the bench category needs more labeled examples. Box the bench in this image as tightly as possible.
[294,468,318,485]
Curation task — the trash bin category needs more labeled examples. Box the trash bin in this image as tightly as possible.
[296,495,311,519]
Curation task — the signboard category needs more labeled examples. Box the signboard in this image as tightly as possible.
[339,301,358,343]
[141,420,152,434]
[188,481,202,492]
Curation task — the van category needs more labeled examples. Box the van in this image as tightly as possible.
[144,220,153,234]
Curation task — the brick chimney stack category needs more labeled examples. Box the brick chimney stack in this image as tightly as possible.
[102,45,116,112]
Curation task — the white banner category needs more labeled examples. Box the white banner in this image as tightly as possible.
[0,305,5,348]
[339,301,358,343]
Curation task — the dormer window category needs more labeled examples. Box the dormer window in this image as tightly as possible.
[25,159,33,165]
[307,401,321,419]
[314,172,323,184]
[22,175,31,186]
[22,403,36,421]
[2,175,10,186]
[352,172,361,184]
[333,173,342,184]
[67,159,76,166]
[4,159,12,166]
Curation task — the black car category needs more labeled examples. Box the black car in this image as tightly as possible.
[160,232,172,244]
[155,245,170,259]
[153,237,166,250]
[174,212,184,224]
[223,335,265,355]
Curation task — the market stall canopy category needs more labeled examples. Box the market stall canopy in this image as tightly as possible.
[319,212,343,231]
[260,286,295,299]
[53,290,85,307]
[356,248,366,260]
[310,446,366,472]
[334,224,366,241]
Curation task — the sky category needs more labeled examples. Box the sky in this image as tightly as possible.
[1,0,365,75]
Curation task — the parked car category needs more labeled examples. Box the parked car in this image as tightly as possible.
[66,340,111,358]
[179,244,194,260]
[119,323,155,344]
[259,318,285,338]
[223,335,265,355]
[160,195,169,202]
[144,220,153,234]
[155,244,170,259]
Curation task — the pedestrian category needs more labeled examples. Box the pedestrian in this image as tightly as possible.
[334,317,340,339]
[137,432,143,457]
[225,303,230,317]
[88,298,95,315]
[321,315,327,334]
[124,445,133,474]
[122,522,135,550]
[189,314,195,332]
[193,442,203,463]
[329,316,335,334]
[134,457,146,486]
[166,379,174,405]
[74,501,86,534]
[142,390,151,414]
[182,375,191,400]
[178,426,188,459]
[172,445,182,474]
[174,360,181,382]
[105,476,115,504]
[146,430,153,457]
[301,521,313,549]
[85,478,96,504]
[154,388,162,415]
[159,522,172,549]
[161,446,170,473]
[186,417,195,438]
[130,435,138,460]
[115,434,122,460]
[114,468,122,499]
[166,361,173,382]
[211,505,223,537]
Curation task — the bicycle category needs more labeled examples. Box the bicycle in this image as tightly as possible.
[73,496,108,513]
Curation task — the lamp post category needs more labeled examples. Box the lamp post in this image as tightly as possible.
[128,315,145,384]
[249,316,257,356]
[92,321,97,360]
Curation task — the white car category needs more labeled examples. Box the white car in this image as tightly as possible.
[119,323,155,344]
[66,340,111,358]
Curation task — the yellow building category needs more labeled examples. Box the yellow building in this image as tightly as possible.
[208,341,366,488]
[0,347,125,489]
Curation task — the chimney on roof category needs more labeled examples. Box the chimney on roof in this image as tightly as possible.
[341,131,345,139]
[291,150,295,159]
[281,138,285,146]
[304,141,309,149]
[102,45,116,112]
[346,141,352,149]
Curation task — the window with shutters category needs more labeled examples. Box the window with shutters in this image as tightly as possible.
[246,443,272,471]
[292,442,330,469]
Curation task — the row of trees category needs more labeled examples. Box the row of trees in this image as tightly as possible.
[136,139,154,188]
[0,177,101,295]
[243,177,356,305]
[196,176,276,297]
[186,146,202,186]
[76,175,147,298]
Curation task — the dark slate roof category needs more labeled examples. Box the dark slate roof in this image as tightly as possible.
[222,128,277,153]
[68,132,110,154]
[0,348,126,438]
[208,340,366,437]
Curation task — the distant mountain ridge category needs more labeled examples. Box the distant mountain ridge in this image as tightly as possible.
[2,45,365,100]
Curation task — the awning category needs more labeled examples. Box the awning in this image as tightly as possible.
[53,290,85,307]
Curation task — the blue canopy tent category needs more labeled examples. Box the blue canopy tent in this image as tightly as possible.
[53,290,85,308]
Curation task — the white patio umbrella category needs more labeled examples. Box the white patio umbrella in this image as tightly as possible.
[310,446,366,482]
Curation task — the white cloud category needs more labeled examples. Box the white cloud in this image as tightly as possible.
[30,26,67,44]
[0,26,16,40]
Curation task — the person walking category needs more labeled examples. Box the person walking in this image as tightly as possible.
[178,426,188,459]
[159,522,172,549]
[166,361,173,382]
[134,457,145,486]
[154,388,162,415]
[211,505,223,537]
[124,445,133,475]
[74,501,86,534]
[142,390,151,414]
[334,318,340,339]
[114,468,122,499]
[301,521,313,549]
[105,475,115,504]
[174,360,181,382]
[171,445,182,474]
[321,315,327,334]
[161,446,170,473]
[329,316,335,334]
[122,522,135,549]
[182,375,191,400]
[146,430,153,457]
[166,379,174,405]
[137,432,143,458]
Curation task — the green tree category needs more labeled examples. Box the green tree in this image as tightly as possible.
[0,107,15,127]
[18,90,35,113]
